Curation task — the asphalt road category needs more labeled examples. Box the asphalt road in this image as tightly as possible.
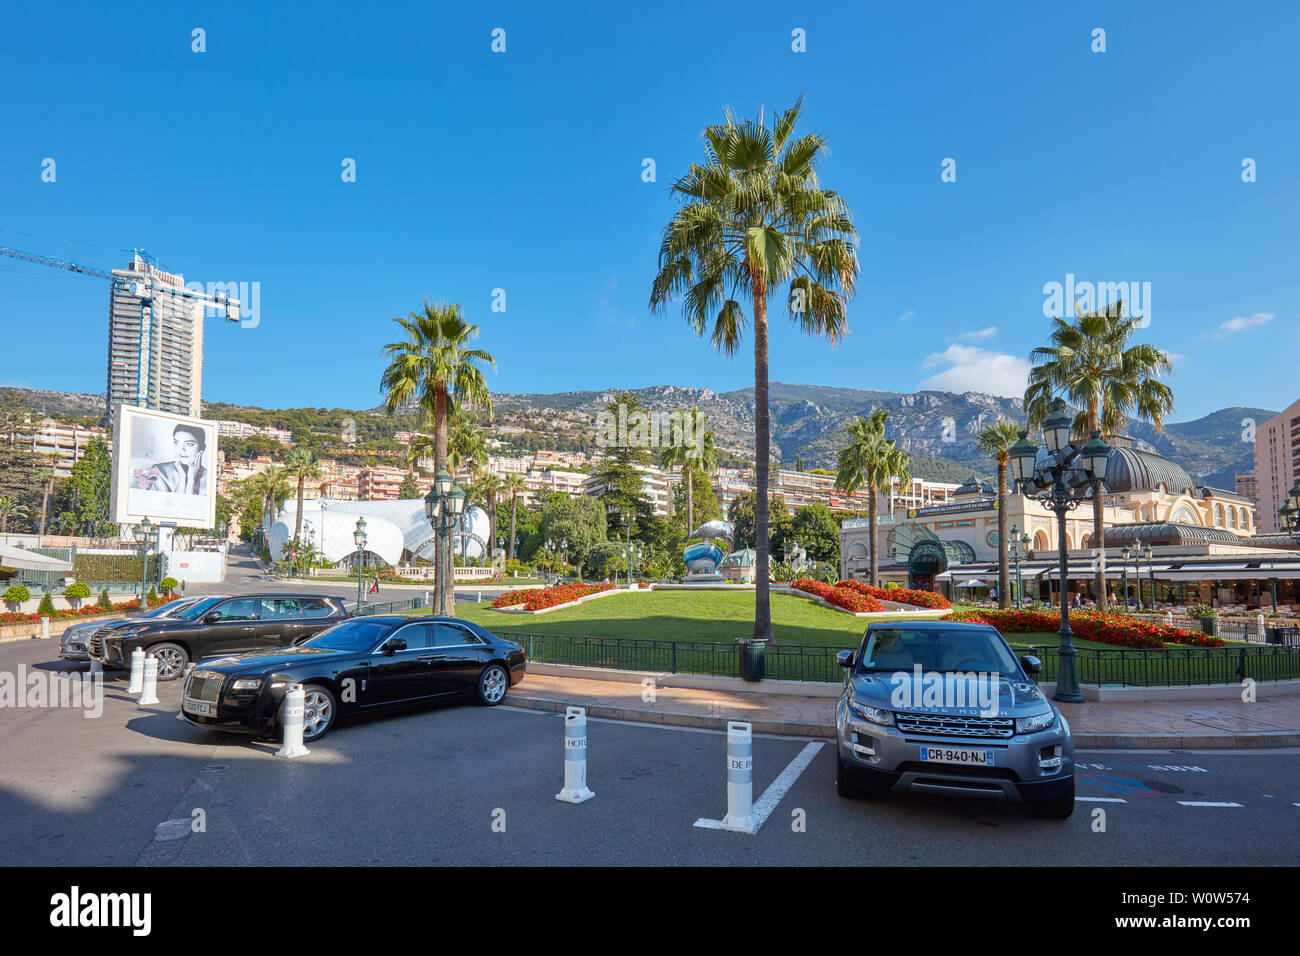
[1,638,1296,866]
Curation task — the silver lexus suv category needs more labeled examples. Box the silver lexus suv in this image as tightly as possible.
[835,621,1074,818]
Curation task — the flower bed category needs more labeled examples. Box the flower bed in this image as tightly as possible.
[791,578,886,614]
[947,608,1226,649]
[0,596,162,627]
[836,580,951,610]
[491,581,615,612]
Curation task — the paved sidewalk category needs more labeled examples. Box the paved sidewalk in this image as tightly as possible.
[506,672,1300,749]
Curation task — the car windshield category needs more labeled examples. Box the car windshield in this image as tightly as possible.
[299,619,397,653]
[141,598,195,619]
[175,597,223,620]
[857,627,1022,677]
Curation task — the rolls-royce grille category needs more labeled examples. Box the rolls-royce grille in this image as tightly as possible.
[186,671,225,704]
[88,632,105,655]
[896,712,1015,739]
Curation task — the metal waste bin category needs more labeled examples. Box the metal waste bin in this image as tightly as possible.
[739,639,767,682]
[1198,617,1218,637]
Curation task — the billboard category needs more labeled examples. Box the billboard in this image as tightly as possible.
[110,405,218,529]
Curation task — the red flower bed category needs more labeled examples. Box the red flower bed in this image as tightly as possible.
[836,580,951,610]
[791,578,886,614]
[491,581,615,611]
[0,596,162,627]
[946,608,1225,649]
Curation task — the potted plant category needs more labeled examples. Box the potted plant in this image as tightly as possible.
[1189,603,1219,637]
[64,582,92,610]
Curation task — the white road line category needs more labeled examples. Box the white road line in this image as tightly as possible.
[1078,796,1127,803]
[1177,801,1243,807]
[695,741,824,834]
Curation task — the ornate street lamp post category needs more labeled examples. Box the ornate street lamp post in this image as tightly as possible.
[1009,524,1027,608]
[135,516,158,606]
[423,467,465,616]
[1121,546,1131,610]
[1145,542,1156,609]
[1009,402,1111,703]
[353,517,367,610]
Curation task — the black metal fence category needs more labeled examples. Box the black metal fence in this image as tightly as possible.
[1214,621,1300,646]
[1028,643,1300,686]
[353,597,424,617]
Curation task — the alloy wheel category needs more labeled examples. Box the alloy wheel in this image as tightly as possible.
[302,690,333,739]
[154,647,187,680]
[481,666,507,704]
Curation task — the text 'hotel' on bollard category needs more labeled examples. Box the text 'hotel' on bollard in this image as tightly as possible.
[127,647,145,694]
[555,705,595,803]
[275,683,310,758]
[138,653,160,706]
[177,663,195,720]
[720,721,755,833]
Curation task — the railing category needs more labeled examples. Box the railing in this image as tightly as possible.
[1028,644,1300,686]
[1214,621,1300,646]
[353,597,425,617]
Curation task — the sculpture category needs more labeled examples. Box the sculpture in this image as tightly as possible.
[684,519,734,576]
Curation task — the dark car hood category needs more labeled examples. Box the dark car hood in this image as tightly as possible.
[197,646,354,673]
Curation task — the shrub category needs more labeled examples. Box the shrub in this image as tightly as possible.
[97,589,113,611]
[160,577,179,595]
[1188,603,1217,620]
[64,583,91,606]
[37,592,57,616]
[3,584,31,605]
[146,587,159,605]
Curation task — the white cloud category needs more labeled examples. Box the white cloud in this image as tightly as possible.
[1212,312,1273,339]
[955,325,997,342]
[896,310,915,323]
[1166,352,1186,364]
[918,344,1030,398]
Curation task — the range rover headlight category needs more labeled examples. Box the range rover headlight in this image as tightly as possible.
[230,677,265,692]
[849,699,894,726]
[1016,709,1056,734]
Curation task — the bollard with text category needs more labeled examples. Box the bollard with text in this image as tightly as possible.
[275,683,311,758]
[39,616,50,640]
[555,706,595,803]
[139,653,160,706]
[720,721,756,833]
[127,647,145,694]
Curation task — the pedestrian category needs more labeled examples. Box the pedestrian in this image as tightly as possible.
[180,579,186,595]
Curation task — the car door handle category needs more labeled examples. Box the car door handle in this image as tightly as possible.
[417,655,437,662]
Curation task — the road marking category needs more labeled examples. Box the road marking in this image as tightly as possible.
[1177,801,1243,807]
[695,741,823,834]
[1078,796,1127,803]
[1147,765,1207,772]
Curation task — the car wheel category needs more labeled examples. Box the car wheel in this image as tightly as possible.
[281,684,337,741]
[477,663,509,705]
[149,643,190,681]
[1035,778,1075,819]
[836,754,862,799]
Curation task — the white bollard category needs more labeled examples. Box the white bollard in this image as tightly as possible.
[139,654,160,706]
[555,706,595,803]
[1257,612,1265,638]
[275,683,310,758]
[1164,611,1173,627]
[40,616,50,640]
[177,663,195,720]
[720,721,755,833]
[127,647,145,694]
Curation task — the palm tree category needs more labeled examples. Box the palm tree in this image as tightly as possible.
[380,300,495,615]
[282,447,322,542]
[649,97,859,641]
[835,410,910,588]
[37,465,57,542]
[447,410,489,479]
[472,473,504,558]
[243,467,292,530]
[501,473,527,561]
[659,407,718,533]
[975,420,1022,609]
[0,496,30,535]
[1024,300,1175,612]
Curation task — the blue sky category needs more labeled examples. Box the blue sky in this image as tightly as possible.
[1,0,1297,421]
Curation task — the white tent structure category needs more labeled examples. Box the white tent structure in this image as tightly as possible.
[0,543,73,573]
[269,499,492,567]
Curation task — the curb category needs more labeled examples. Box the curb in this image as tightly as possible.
[503,692,1300,749]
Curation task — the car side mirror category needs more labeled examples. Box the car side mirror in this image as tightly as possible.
[1020,655,1042,676]
[383,638,407,656]
[836,650,855,669]
[204,612,222,624]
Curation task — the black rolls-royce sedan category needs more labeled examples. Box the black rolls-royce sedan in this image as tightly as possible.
[180,615,526,741]
[90,593,350,681]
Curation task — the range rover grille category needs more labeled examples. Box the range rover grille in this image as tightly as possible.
[896,712,1015,739]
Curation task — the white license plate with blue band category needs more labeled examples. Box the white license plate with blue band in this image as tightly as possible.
[182,700,212,716]
[920,746,994,765]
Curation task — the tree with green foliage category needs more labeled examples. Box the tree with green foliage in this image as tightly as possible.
[501,473,527,560]
[37,591,56,616]
[591,392,655,541]
[673,472,721,530]
[1024,300,1175,613]
[536,495,607,572]
[658,406,718,534]
[836,409,911,588]
[649,96,859,641]
[97,588,113,612]
[61,439,114,538]
[398,472,421,499]
[64,583,92,608]
[727,491,792,556]
[283,447,323,542]
[0,497,29,534]
[3,584,31,608]
[975,419,1023,609]
[146,587,158,605]
[791,502,840,564]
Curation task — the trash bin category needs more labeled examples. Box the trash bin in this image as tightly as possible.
[1266,626,1284,646]
[1198,618,1218,637]
[739,639,766,682]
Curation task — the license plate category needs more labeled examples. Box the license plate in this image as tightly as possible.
[182,700,212,716]
[920,746,994,766]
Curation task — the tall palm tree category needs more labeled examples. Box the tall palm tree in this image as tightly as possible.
[380,300,495,615]
[282,447,322,542]
[472,473,504,558]
[835,410,910,588]
[243,467,292,531]
[1024,300,1175,612]
[37,465,57,542]
[447,410,489,479]
[659,407,718,533]
[975,419,1022,609]
[0,496,29,535]
[650,97,859,641]
[501,473,527,561]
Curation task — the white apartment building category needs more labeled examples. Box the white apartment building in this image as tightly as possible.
[1254,396,1300,534]
[16,419,110,478]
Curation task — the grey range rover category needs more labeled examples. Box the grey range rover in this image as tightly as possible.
[835,621,1075,818]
